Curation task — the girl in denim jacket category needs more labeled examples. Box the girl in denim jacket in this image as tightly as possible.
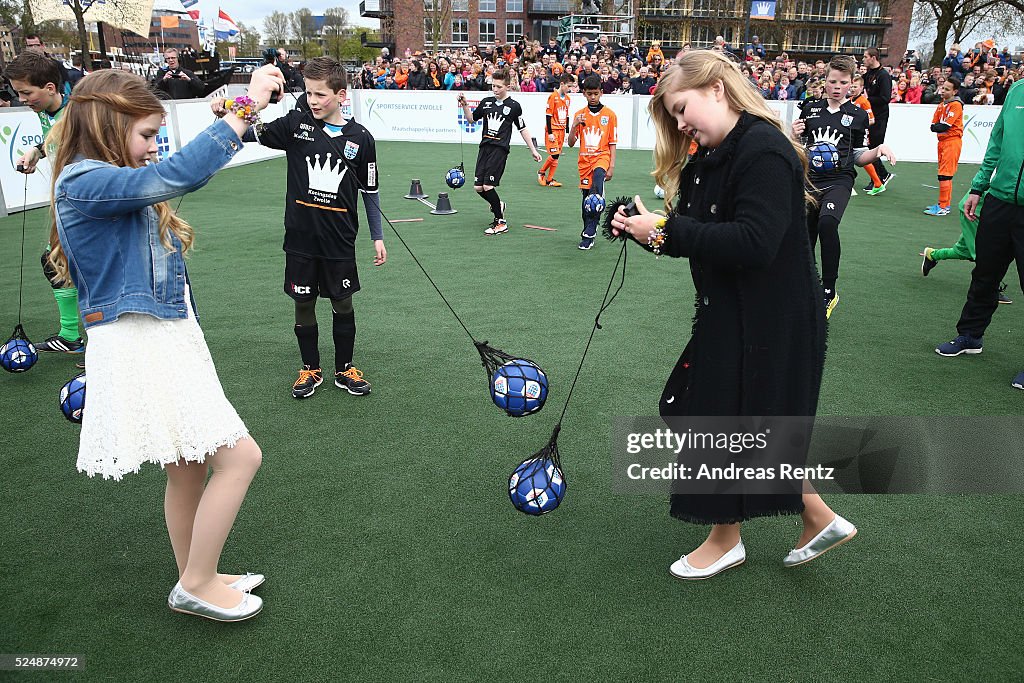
[46,67,282,622]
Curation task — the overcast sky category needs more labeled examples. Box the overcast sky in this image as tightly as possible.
[205,1,376,33]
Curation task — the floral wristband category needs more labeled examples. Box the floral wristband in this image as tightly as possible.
[225,96,260,126]
[647,217,668,256]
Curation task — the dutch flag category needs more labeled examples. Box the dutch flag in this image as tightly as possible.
[214,8,239,40]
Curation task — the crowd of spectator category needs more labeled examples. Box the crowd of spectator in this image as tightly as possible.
[352,33,1024,107]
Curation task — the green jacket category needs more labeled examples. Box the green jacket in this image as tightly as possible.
[970,79,1024,205]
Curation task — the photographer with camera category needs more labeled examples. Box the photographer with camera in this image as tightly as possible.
[153,48,203,99]
[266,47,304,93]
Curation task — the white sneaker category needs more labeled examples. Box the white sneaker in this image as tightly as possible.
[669,540,745,580]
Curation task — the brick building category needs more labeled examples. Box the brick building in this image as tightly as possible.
[102,18,201,57]
[362,0,913,64]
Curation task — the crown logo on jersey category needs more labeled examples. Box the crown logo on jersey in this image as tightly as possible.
[583,125,603,150]
[305,153,348,193]
[485,111,505,134]
[811,126,844,147]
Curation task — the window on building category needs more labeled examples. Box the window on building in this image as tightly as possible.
[506,19,524,43]
[691,0,713,17]
[689,25,714,47]
[838,30,879,50]
[479,19,496,43]
[479,0,496,11]
[424,17,436,45]
[507,0,524,11]
[639,22,682,46]
[452,0,469,9]
[793,0,839,21]
[843,0,882,22]
[535,19,560,43]
[452,18,469,44]
[792,28,835,50]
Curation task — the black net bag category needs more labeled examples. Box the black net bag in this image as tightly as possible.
[1,324,38,373]
[476,341,549,418]
[508,425,566,515]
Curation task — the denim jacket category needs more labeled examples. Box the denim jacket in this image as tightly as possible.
[54,119,242,329]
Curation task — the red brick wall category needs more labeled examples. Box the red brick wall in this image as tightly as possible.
[390,2,530,55]
[883,0,914,66]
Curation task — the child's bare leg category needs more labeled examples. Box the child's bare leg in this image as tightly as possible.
[685,523,742,569]
[178,437,262,607]
[797,492,836,547]
[164,459,208,576]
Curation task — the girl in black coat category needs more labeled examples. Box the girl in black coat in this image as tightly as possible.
[611,51,857,580]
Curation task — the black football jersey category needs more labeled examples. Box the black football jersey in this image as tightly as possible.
[248,110,378,261]
[472,96,526,151]
[798,98,869,184]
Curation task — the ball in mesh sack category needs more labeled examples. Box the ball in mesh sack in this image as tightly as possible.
[654,185,666,199]
[445,167,466,189]
[491,359,548,417]
[583,193,606,216]
[509,457,566,515]
[59,373,86,423]
[808,141,840,171]
[1,337,38,373]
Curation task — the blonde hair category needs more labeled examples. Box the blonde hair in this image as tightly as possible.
[47,70,193,284]
[649,50,811,210]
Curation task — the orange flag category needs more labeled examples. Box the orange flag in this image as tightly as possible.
[160,16,180,29]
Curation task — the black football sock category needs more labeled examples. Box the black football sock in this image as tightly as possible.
[294,324,320,369]
[333,311,356,373]
[480,188,503,218]
[817,214,841,291]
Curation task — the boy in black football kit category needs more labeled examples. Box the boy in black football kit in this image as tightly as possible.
[792,55,896,319]
[215,57,386,398]
[457,69,542,235]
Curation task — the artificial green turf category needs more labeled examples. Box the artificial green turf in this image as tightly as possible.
[1,143,1022,680]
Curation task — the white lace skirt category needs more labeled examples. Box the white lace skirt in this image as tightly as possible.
[77,290,249,480]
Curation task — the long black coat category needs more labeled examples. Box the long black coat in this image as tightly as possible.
[659,112,827,524]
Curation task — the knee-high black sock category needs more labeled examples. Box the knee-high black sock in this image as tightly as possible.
[294,324,320,369]
[333,311,356,372]
[817,214,841,292]
[478,188,503,218]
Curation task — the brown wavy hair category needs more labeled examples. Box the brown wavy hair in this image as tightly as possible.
[47,70,193,284]
[649,50,812,211]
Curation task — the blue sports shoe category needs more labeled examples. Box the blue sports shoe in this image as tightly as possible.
[923,205,950,216]
[935,334,983,357]
[1013,371,1024,390]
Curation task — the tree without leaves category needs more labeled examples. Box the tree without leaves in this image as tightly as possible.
[424,0,451,53]
[322,6,349,60]
[237,21,261,57]
[289,8,317,59]
[263,10,289,46]
[914,0,1024,67]
[59,0,142,71]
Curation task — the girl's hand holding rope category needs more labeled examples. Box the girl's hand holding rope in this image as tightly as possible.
[610,196,663,241]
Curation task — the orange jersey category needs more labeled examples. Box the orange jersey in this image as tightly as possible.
[933,98,964,141]
[852,93,875,126]
[574,105,617,162]
[546,90,571,130]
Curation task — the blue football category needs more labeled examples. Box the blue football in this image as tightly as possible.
[509,457,566,515]
[60,373,86,423]
[0,337,38,373]
[583,193,606,215]
[445,167,466,189]
[491,359,548,417]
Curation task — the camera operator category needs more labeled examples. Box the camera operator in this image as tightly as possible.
[153,48,203,99]
[266,47,304,93]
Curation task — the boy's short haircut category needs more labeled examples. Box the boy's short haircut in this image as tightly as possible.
[581,74,601,91]
[492,68,509,84]
[851,74,864,84]
[5,50,62,89]
[947,75,962,89]
[828,55,857,77]
[559,72,575,85]
[303,56,348,92]
[864,47,880,59]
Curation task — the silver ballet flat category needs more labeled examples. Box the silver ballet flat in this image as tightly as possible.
[228,573,265,592]
[669,540,746,580]
[167,582,263,622]
[783,514,857,568]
